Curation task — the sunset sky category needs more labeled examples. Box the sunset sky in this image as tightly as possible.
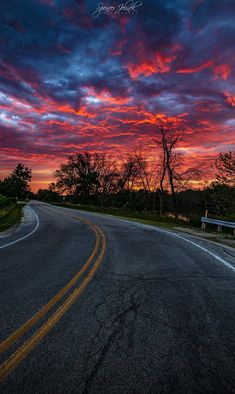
[0,0,235,191]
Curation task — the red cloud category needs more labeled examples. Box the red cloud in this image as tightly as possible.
[125,43,182,79]
[127,62,156,78]
[85,87,130,105]
[213,64,231,80]
[224,91,235,106]
[57,104,97,118]
[126,52,176,79]
[177,59,214,74]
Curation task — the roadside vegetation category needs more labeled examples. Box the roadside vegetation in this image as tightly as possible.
[0,195,24,232]
[0,164,31,231]
[38,121,235,238]
[52,202,180,229]
[0,121,234,236]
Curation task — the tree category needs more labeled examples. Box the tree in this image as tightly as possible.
[173,167,202,192]
[54,153,121,202]
[215,151,235,186]
[36,188,61,202]
[92,153,120,195]
[132,149,157,192]
[153,120,202,216]
[154,120,183,216]
[118,154,140,192]
[130,149,158,210]
[204,182,235,217]
[0,164,32,200]
[55,153,100,197]
[0,194,8,207]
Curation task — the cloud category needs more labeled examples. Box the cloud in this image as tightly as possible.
[0,0,235,190]
[213,64,232,80]
[224,91,235,106]
[176,59,214,74]
[126,51,177,79]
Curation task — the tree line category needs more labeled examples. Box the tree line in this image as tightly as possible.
[41,121,235,221]
[0,164,32,206]
[1,121,235,221]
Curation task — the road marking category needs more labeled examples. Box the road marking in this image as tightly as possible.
[0,221,106,382]
[135,223,235,273]
[0,206,39,250]
[54,204,234,272]
[0,217,100,355]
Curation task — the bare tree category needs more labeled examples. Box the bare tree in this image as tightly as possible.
[214,151,235,186]
[174,167,203,191]
[153,120,202,216]
[133,149,152,192]
[118,154,140,192]
[93,153,120,205]
[154,120,183,216]
[132,149,159,210]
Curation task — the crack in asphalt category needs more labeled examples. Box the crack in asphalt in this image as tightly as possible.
[222,247,235,258]
[92,273,235,283]
[79,284,149,394]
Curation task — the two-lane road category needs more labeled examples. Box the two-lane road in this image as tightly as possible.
[0,202,235,393]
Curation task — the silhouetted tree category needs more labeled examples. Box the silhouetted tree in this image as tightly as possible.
[215,151,235,186]
[55,153,99,196]
[204,182,235,217]
[154,120,202,217]
[36,189,61,202]
[154,120,183,216]
[0,163,32,200]
[118,154,140,192]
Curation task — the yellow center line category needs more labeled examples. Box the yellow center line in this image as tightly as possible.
[0,223,106,382]
[0,217,100,355]
[0,219,106,382]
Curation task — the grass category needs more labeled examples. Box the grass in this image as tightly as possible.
[51,202,182,229]
[52,202,235,244]
[0,204,24,232]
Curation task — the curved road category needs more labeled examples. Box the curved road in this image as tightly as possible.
[0,202,235,393]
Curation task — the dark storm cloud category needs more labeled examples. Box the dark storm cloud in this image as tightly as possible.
[0,0,235,189]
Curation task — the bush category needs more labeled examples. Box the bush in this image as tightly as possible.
[188,215,201,227]
[0,194,8,207]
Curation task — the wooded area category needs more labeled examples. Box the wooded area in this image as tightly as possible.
[1,122,235,224]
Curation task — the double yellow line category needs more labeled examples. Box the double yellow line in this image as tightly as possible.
[0,216,106,382]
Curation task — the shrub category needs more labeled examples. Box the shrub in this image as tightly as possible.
[0,194,8,207]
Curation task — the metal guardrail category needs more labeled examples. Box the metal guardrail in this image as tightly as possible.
[201,217,235,230]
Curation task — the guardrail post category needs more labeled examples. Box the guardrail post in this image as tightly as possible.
[201,216,235,238]
[201,210,208,230]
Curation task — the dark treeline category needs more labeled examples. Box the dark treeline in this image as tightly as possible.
[1,122,235,223]
[0,164,32,207]
[37,149,235,225]
[36,121,235,223]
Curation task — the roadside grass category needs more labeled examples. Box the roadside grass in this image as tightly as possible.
[51,202,235,246]
[51,203,183,229]
[0,203,24,232]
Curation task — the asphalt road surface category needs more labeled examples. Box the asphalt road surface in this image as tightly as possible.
[0,201,235,394]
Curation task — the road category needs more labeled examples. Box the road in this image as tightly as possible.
[0,201,235,393]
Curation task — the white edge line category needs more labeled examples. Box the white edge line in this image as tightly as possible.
[0,206,40,250]
[133,221,235,273]
[45,204,235,273]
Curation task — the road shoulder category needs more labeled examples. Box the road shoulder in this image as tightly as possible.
[0,204,39,247]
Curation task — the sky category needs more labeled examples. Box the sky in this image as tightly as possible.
[0,0,235,192]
